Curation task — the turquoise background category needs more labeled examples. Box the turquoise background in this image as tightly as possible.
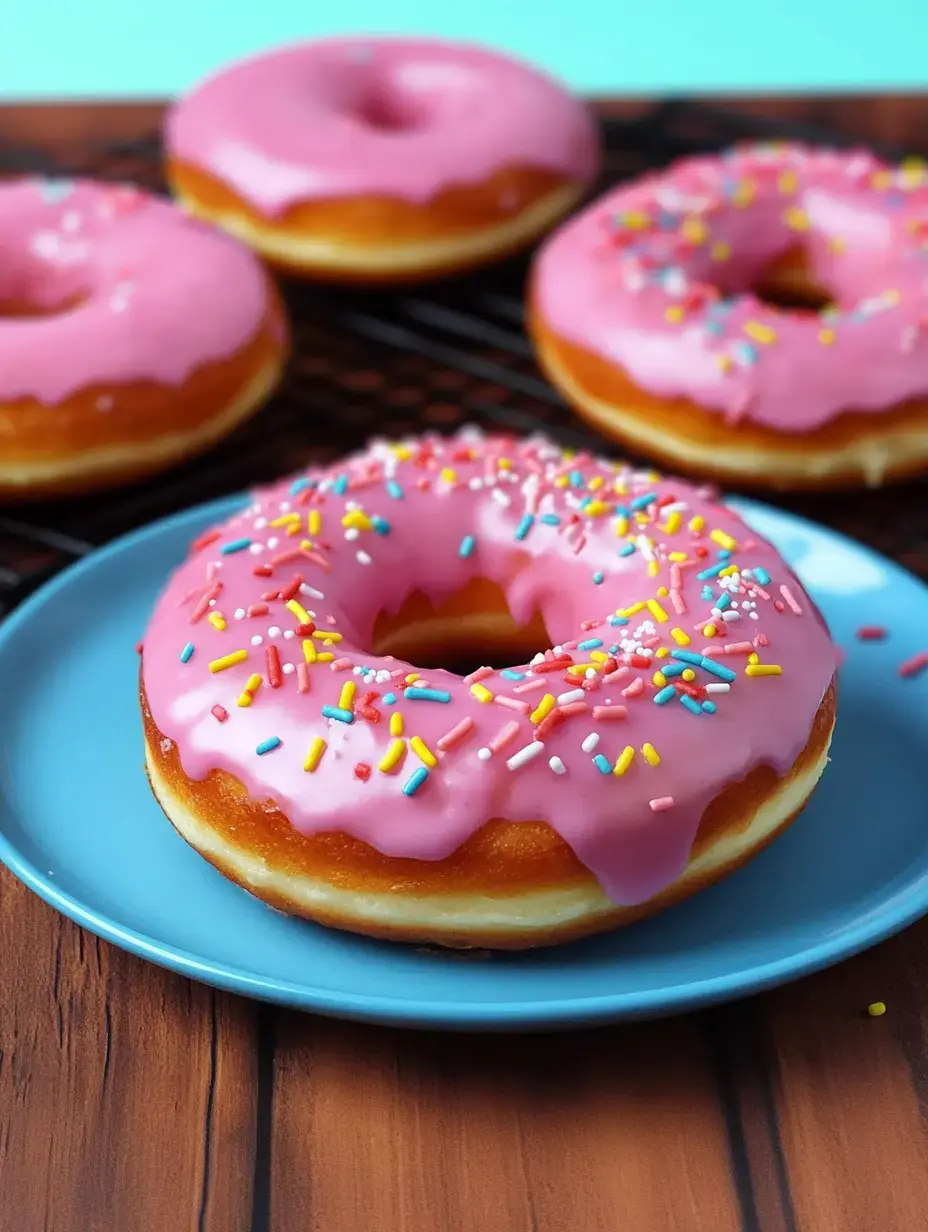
[1,0,926,99]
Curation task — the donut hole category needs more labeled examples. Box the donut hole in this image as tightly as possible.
[370,576,552,677]
[0,245,92,318]
[0,292,88,319]
[742,246,835,315]
[352,80,428,132]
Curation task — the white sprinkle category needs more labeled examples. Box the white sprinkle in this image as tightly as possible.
[282,663,295,675]
[530,652,546,666]
[506,741,545,770]
[721,610,741,622]
[268,626,281,638]
[585,668,597,679]
[283,629,294,639]
[344,528,359,541]
[250,635,263,646]
[477,747,492,761]
[705,682,731,694]
[234,608,246,620]
[254,518,267,530]
[549,756,567,775]
[301,585,325,600]
[468,477,483,490]
[491,488,511,508]
[581,732,600,753]
[248,544,264,555]
[267,537,279,549]
[750,611,759,620]
[557,688,586,704]
[356,550,372,565]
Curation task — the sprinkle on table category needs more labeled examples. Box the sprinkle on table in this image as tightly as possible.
[867,1001,886,1017]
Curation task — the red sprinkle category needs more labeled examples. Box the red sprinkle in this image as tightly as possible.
[279,575,303,601]
[252,565,273,578]
[247,603,269,618]
[297,623,316,637]
[534,708,567,740]
[296,662,311,693]
[266,645,283,688]
[354,763,372,782]
[899,652,928,679]
[192,529,221,552]
[211,705,229,723]
[135,641,144,655]
[857,625,888,641]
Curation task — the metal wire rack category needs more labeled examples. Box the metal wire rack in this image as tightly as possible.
[1,99,925,620]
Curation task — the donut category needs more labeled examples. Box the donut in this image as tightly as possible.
[0,178,287,499]
[530,142,928,490]
[164,38,599,284]
[140,430,837,950]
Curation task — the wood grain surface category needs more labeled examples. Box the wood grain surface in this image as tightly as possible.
[2,97,928,1232]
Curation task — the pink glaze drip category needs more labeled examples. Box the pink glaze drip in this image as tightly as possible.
[141,430,836,906]
[0,178,271,404]
[165,38,600,214]
[533,142,928,430]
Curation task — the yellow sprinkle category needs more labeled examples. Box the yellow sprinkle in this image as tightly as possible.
[303,737,326,773]
[622,210,650,230]
[828,236,846,254]
[732,180,755,207]
[207,612,226,631]
[883,288,901,306]
[870,170,894,190]
[530,694,556,724]
[710,241,732,262]
[439,467,458,484]
[554,475,569,488]
[647,599,669,623]
[316,652,335,663]
[410,736,438,767]
[588,475,604,490]
[748,652,760,664]
[287,600,311,625]
[341,510,373,531]
[647,560,660,578]
[392,445,411,460]
[613,746,636,776]
[338,680,356,710]
[671,628,691,646]
[404,673,420,683]
[308,509,322,536]
[652,671,667,687]
[619,602,646,617]
[286,521,302,537]
[299,539,314,552]
[682,668,696,682]
[746,664,783,677]
[655,647,670,659]
[311,629,342,643]
[663,511,682,535]
[664,305,686,324]
[236,673,263,707]
[657,586,669,597]
[867,1001,887,1018]
[744,320,777,345]
[567,663,596,676]
[703,624,717,637]
[710,529,738,551]
[208,650,248,674]
[902,156,925,172]
[589,650,609,663]
[378,738,407,774]
[783,206,810,231]
[716,354,735,374]
[681,217,708,244]
[584,500,610,517]
[302,639,317,664]
[498,457,512,470]
[641,742,661,767]
[470,683,494,703]
[818,328,836,346]
[389,712,404,737]
[668,551,688,563]
[689,515,705,532]
[270,513,300,527]
[719,565,739,577]
[778,169,798,194]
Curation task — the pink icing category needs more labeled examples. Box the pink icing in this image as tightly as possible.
[0,179,272,405]
[165,38,600,214]
[141,430,836,906]
[533,142,928,430]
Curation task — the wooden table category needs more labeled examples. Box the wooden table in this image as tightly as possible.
[2,97,928,1232]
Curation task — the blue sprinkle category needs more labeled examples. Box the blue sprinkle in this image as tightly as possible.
[386,480,405,500]
[670,650,703,665]
[630,493,657,511]
[661,662,686,678]
[256,736,282,755]
[700,586,715,601]
[569,470,584,488]
[501,670,524,681]
[593,571,605,585]
[679,694,703,716]
[383,692,397,705]
[715,592,732,611]
[289,477,315,495]
[705,319,725,336]
[735,341,759,366]
[404,687,452,703]
[333,475,349,495]
[593,753,612,775]
[39,178,74,203]
[698,657,737,683]
[577,638,603,652]
[402,767,429,797]
[371,516,391,536]
[619,543,636,557]
[540,513,561,526]
[321,705,354,724]
[220,537,251,555]
[514,513,535,541]
[654,685,677,705]
[180,642,195,663]
[459,534,476,559]
[702,700,717,714]
[717,549,731,560]
[609,615,629,626]
[753,566,771,585]
[697,562,727,580]
[608,644,620,655]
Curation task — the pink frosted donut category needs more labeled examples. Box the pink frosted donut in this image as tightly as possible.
[530,142,928,489]
[0,177,287,498]
[141,430,837,949]
[165,38,600,282]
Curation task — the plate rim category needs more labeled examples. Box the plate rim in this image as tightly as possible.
[0,491,925,1029]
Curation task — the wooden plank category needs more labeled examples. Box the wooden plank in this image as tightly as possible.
[268,1012,744,1232]
[0,871,258,1232]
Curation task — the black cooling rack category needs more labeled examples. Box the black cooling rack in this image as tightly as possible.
[1,98,925,620]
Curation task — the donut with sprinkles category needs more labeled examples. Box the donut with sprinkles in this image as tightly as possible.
[141,429,837,949]
[531,142,928,490]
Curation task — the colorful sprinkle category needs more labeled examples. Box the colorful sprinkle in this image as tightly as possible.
[402,767,429,796]
[256,736,281,755]
[180,642,195,663]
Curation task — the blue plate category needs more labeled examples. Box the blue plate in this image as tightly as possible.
[0,495,925,1030]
